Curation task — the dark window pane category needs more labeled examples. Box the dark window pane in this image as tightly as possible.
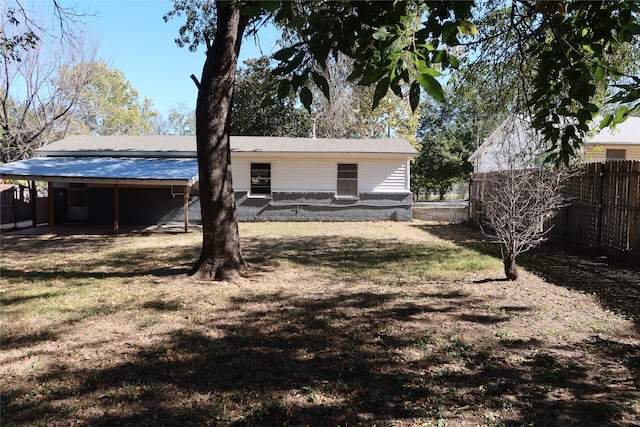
[337,164,357,196]
[251,163,271,194]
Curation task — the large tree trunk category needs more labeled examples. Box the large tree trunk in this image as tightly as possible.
[190,2,247,281]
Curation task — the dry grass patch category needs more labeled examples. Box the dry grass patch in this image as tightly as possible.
[1,221,639,426]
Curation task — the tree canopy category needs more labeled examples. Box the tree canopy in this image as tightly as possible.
[1,1,97,162]
[65,59,157,136]
[412,93,485,199]
[230,56,310,136]
[269,0,639,162]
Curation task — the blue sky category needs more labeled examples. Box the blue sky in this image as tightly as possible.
[63,1,279,116]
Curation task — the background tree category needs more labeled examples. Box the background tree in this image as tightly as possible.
[167,101,196,135]
[231,56,310,136]
[66,59,157,135]
[0,1,97,162]
[310,53,420,142]
[412,91,492,200]
[151,102,196,135]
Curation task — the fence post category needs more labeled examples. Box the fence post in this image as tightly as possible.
[631,161,640,251]
[594,163,604,255]
[468,173,473,222]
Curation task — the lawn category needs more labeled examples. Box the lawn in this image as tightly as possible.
[1,221,639,426]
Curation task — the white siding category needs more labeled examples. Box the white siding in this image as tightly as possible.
[231,160,250,192]
[272,160,336,192]
[360,160,409,192]
[583,144,640,162]
[232,156,411,194]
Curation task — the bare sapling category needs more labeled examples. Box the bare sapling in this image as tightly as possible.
[476,116,575,280]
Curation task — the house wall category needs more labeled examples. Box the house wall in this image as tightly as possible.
[218,156,414,221]
[583,144,640,162]
[469,117,542,173]
[232,157,411,194]
[50,155,415,225]
[160,191,413,222]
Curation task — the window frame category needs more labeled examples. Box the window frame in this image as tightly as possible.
[250,162,272,196]
[336,163,358,198]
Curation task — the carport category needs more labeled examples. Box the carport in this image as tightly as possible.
[0,157,199,234]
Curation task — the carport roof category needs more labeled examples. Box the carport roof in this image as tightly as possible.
[0,157,199,186]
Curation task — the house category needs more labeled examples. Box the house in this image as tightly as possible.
[468,116,542,173]
[0,135,417,231]
[582,116,640,162]
[468,115,640,173]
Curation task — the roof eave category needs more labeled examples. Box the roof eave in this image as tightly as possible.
[0,173,198,186]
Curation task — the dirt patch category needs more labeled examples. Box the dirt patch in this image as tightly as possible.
[1,221,639,426]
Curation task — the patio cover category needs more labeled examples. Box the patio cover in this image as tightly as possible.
[0,157,199,233]
[0,157,199,185]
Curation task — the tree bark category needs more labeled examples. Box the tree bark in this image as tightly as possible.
[503,253,518,281]
[190,2,247,281]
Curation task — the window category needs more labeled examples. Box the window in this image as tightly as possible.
[337,163,358,197]
[250,163,271,195]
[606,149,626,161]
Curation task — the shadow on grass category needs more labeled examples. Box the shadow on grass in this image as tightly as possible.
[418,223,640,323]
[1,244,195,283]
[3,287,635,426]
[2,227,639,426]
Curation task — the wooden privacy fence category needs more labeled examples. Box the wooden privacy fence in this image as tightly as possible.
[469,161,640,263]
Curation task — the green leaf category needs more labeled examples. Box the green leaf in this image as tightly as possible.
[458,20,479,35]
[418,74,444,103]
[442,22,459,45]
[448,54,460,69]
[433,50,447,64]
[613,107,630,125]
[311,71,330,100]
[373,26,390,41]
[260,96,276,108]
[259,0,280,12]
[417,43,437,51]
[300,87,312,112]
[409,80,420,112]
[599,114,614,129]
[358,67,388,86]
[273,47,296,61]
[277,80,290,100]
[585,103,599,113]
[576,108,592,124]
[594,66,605,82]
[274,1,291,22]
[372,77,389,110]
